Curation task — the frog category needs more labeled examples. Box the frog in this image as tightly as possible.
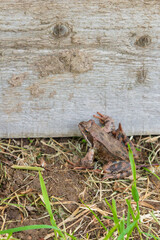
[78,112,139,179]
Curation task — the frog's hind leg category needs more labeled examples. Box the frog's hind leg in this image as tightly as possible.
[93,112,115,133]
[102,161,131,179]
[113,123,139,159]
[103,160,131,173]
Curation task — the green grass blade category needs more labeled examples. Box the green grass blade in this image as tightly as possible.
[0,225,60,234]
[128,144,136,182]
[126,210,133,240]
[119,214,125,234]
[126,225,135,240]
[39,171,55,225]
[82,202,108,232]
[117,219,138,240]
[105,199,112,211]
[128,145,140,216]
[149,211,160,225]
[126,199,138,221]
[126,200,142,239]
[38,171,65,238]
[143,167,160,181]
[65,233,78,240]
[11,165,44,171]
[142,232,160,240]
[112,199,119,224]
[0,201,25,209]
[6,233,12,240]
[112,199,119,223]
[127,203,131,227]
[131,184,139,203]
[131,182,140,216]
[126,203,134,240]
[105,199,120,233]
[103,222,119,240]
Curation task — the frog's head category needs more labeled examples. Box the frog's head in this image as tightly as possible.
[78,120,94,146]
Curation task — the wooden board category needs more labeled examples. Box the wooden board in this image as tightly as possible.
[0,0,160,137]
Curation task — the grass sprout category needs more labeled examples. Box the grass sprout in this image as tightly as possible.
[143,167,160,181]
[0,171,77,240]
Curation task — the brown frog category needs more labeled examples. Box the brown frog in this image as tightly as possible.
[78,112,139,179]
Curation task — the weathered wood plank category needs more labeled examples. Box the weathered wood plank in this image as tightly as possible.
[0,0,160,137]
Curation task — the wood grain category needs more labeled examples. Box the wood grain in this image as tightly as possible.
[0,0,160,137]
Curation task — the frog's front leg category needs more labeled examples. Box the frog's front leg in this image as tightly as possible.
[102,161,131,179]
[81,148,95,167]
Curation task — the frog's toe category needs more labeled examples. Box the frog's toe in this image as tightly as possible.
[93,112,110,124]
[93,113,115,133]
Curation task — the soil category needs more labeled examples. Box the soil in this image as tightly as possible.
[0,167,88,239]
[0,137,160,240]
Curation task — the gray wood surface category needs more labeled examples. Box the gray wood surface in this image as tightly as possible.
[0,0,160,137]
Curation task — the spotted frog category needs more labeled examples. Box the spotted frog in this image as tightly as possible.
[78,112,139,179]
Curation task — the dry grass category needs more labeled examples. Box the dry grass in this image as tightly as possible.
[0,136,160,239]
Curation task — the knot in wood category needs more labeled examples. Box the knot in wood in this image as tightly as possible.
[52,24,69,38]
[135,35,151,47]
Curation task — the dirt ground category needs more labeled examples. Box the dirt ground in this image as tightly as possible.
[0,137,160,239]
